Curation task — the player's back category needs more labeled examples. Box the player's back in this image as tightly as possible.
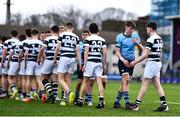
[4,38,19,58]
[58,32,79,58]
[85,34,106,63]
[146,34,163,61]
[25,39,43,61]
[43,35,59,60]
[11,41,21,62]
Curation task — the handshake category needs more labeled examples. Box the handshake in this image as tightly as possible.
[123,59,137,68]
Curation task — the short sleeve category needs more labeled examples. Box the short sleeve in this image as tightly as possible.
[115,35,121,48]
[102,40,106,48]
[83,39,89,47]
[133,32,141,43]
[3,41,8,49]
[146,37,153,50]
[43,38,48,47]
[76,36,80,47]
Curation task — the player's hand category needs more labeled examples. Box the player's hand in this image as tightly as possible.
[1,63,4,68]
[6,63,10,69]
[130,61,136,67]
[103,65,107,74]
[123,59,130,68]
[82,64,86,72]
[37,59,41,65]
[53,60,57,66]
[78,64,82,71]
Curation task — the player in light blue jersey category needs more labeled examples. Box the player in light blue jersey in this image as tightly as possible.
[116,32,141,61]
[113,21,143,109]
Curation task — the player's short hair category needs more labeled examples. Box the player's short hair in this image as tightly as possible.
[11,30,18,37]
[51,25,59,33]
[125,21,136,29]
[66,22,74,29]
[89,23,99,34]
[82,30,90,34]
[25,29,31,37]
[59,25,64,29]
[146,21,157,31]
[18,33,26,41]
[45,30,50,34]
[31,28,39,36]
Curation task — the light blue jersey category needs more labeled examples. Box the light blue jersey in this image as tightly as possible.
[79,41,84,54]
[115,32,140,61]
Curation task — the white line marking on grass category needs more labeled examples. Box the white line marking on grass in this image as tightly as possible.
[154,101,180,105]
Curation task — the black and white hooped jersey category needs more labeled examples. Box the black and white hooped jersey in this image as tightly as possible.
[0,43,4,61]
[146,34,163,61]
[3,38,19,60]
[43,35,60,60]
[24,39,43,62]
[84,34,106,63]
[19,38,31,53]
[11,41,21,62]
[58,32,79,58]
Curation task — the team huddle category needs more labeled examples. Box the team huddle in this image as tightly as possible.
[0,21,169,111]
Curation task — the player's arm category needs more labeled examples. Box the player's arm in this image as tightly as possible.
[115,36,130,67]
[53,42,60,65]
[7,49,13,68]
[76,46,82,70]
[37,46,45,64]
[130,48,150,66]
[18,49,23,70]
[24,49,29,69]
[136,42,143,51]
[102,46,107,74]
[38,39,48,64]
[1,48,7,68]
[115,47,130,67]
[82,45,89,71]
[115,47,123,61]
[132,38,143,51]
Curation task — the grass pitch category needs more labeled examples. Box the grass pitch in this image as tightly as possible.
[0,80,179,116]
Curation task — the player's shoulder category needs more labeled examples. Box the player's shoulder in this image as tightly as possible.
[116,33,124,40]
[0,43,4,46]
[70,32,79,39]
[45,35,58,41]
[87,34,105,41]
[10,38,19,45]
[131,31,139,37]
[24,39,32,44]
[15,40,21,44]
[147,34,161,42]
[4,38,13,43]
[98,35,106,42]
[61,32,79,38]
[28,39,42,44]
[35,39,43,44]
[117,33,124,38]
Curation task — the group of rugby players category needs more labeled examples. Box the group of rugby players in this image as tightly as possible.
[0,22,107,109]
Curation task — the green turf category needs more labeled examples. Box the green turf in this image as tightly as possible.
[0,80,180,116]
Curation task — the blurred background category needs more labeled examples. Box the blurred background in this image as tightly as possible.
[0,0,179,83]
